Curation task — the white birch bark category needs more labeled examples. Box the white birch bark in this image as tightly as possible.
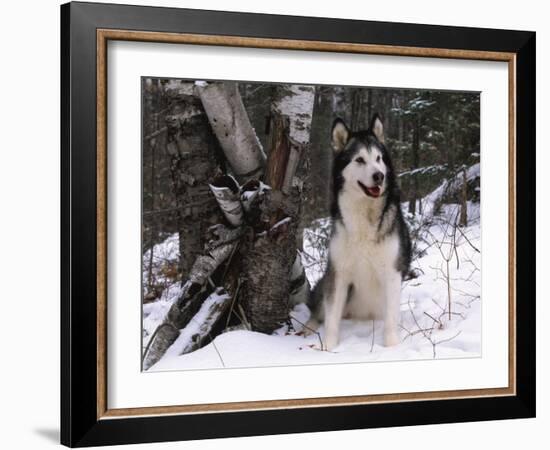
[209,175,244,227]
[272,85,316,193]
[196,81,266,181]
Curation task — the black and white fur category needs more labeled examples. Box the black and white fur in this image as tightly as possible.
[307,114,411,351]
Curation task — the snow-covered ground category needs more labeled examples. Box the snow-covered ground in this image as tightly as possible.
[142,234,182,352]
[143,189,481,372]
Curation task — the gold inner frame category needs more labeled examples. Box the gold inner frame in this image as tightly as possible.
[96,29,517,420]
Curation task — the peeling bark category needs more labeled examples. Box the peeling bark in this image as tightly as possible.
[265,114,291,192]
[209,175,244,227]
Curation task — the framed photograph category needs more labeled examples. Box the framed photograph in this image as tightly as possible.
[61,1,535,447]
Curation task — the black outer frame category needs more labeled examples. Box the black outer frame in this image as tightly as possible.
[60,1,535,447]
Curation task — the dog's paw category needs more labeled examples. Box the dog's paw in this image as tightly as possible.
[324,335,339,352]
[384,331,400,347]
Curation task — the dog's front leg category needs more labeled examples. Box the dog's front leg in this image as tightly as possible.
[323,275,348,352]
[383,273,402,347]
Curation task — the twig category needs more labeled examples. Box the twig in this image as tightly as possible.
[225,279,242,329]
[211,341,226,368]
[456,226,481,253]
[423,311,442,328]
[370,319,375,352]
[407,297,463,358]
[237,304,251,330]
[431,298,445,312]
[290,314,324,350]
[144,126,168,141]
[220,239,241,282]
[435,330,462,347]
[399,323,436,340]
[206,277,216,289]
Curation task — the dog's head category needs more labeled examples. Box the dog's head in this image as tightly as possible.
[331,114,394,200]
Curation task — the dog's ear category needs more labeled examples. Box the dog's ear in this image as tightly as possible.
[369,114,385,144]
[331,118,350,153]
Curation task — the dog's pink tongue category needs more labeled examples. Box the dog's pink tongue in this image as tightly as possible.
[367,186,380,197]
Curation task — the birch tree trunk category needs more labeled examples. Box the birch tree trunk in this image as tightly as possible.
[197,81,266,182]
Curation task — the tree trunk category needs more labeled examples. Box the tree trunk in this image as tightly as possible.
[350,89,364,130]
[408,116,420,215]
[240,114,297,333]
[164,83,225,278]
[459,168,468,227]
[304,86,332,224]
[264,114,290,193]
[197,81,266,182]
[241,85,315,333]
[145,140,156,296]
[366,89,373,121]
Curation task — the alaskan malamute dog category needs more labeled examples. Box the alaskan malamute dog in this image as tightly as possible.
[307,114,411,351]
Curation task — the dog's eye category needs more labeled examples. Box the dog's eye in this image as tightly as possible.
[355,157,366,164]
[376,155,381,163]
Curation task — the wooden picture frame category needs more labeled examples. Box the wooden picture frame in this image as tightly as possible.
[61,1,535,447]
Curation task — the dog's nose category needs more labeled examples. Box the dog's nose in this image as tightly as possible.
[373,171,384,185]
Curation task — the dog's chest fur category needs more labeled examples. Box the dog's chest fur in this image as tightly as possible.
[330,192,400,318]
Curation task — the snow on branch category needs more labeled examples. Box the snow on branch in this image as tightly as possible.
[142,225,241,370]
[164,287,232,357]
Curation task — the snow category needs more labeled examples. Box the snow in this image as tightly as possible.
[150,225,480,371]
[142,283,182,351]
[302,217,331,288]
[163,80,195,96]
[142,233,179,289]
[144,176,481,372]
[398,164,446,178]
[420,163,480,217]
[142,234,182,349]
